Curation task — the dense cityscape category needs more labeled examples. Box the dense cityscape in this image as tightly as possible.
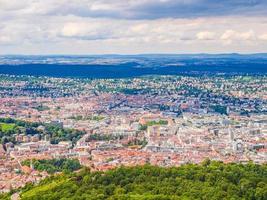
[1,0,267,199]
[0,74,266,195]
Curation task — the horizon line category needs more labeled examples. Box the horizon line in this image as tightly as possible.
[1,53,267,57]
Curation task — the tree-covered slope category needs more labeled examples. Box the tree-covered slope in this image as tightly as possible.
[18,161,267,200]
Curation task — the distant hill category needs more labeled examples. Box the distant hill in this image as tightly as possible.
[0,54,266,78]
[5,161,266,200]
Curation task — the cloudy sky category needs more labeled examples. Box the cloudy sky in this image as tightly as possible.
[1,0,267,54]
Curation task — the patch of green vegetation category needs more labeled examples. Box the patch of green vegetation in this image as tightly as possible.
[34,105,50,111]
[69,115,104,121]
[0,118,86,145]
[210,105,227,115]
[0,193,11,200]
[126,139,148,148]
[86,133,122,141]
[146,120,168,126]
[0,123,16,132]
[139,124,148,131]
[19,161,267,200]
[241,76,253,82]
[90,116,105,121]
[22,159,81,174]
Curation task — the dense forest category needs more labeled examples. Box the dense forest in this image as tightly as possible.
[2,160,266,200]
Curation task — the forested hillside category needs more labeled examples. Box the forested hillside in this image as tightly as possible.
[7,161,266,200]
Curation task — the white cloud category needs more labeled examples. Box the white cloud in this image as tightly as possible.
[0,35,12,44]
[196,31,216,40]
[223,30,255,40]
[258,33,267,40]
[0,3,267,54]
[61,22,99,38]
[220,30,256,45]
